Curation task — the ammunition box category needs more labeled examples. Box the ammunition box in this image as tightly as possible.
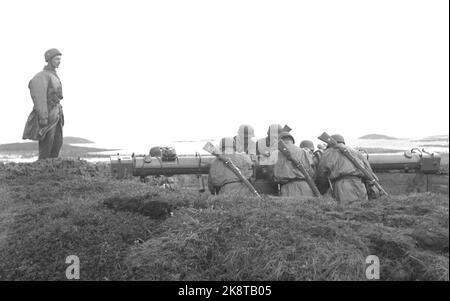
[110,155,134,179]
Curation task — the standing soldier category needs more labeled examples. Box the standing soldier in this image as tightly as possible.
[316,134,373,204]
[23,48,64,160]
[274,132,316,197]
[208,137,255,196]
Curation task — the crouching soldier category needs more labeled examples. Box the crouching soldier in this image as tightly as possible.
[274,132,316,198]
[317,134,373,204]
[208,137,255,196]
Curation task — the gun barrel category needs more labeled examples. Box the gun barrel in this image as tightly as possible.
[110,151,442,180]
[110,155,215,179]
[368,153,441,174]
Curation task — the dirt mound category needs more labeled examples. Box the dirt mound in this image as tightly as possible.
[410,228,449,253]
[104,194,173,219]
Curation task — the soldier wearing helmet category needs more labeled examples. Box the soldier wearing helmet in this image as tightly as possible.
[300,140,314,153]
[273,132,316,198]
[208,137,255,196]
[317,134,374,204]
[299,139,321,175]
[23,48,64,160]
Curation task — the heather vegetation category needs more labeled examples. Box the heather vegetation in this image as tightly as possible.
[0,159,448,280]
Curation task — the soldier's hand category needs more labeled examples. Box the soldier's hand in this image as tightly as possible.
[39,118,48,126]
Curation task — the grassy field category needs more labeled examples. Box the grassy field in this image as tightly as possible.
[0,159,448,281]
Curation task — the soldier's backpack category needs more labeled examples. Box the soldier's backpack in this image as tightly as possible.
[161,147,177,161]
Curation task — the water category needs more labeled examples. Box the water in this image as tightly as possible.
[1,136,448,163]
[87,137,449,155]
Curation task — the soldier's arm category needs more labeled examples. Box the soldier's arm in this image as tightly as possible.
[29,73,49,125]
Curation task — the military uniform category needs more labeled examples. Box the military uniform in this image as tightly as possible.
[208,138,254,196]
[274,133,316,198]
[23,49,64,160]
[317,137,373,204]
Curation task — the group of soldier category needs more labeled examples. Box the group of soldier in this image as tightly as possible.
[208,124,376,205]
[22,49,376,205]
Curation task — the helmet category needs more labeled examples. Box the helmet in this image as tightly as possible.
[279,131,295,144]
[331,134,345,144]
[44,48,62,62]
[267,124,283,136]
[219,137,235,153]
[300,140,314,151]
[149,146,162,157]
[237,124,255,138]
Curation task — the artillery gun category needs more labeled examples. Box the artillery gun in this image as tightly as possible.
[110,146,447,195]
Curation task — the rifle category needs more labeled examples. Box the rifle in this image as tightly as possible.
[317,132,389,197]
[282,124,292,132]
[203,142,263,200]
[277,139,321,197]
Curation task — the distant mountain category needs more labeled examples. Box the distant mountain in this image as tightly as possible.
[0,138,117,158]
[411,135,449,142]
[0,142,38,152]
[64,137,94,144]
[358,134,399,140]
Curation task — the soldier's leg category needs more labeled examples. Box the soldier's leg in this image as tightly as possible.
[280,183,289,197]
[280,181,313,198]
[50,122,63,158]
[333,181,345,205]
[334,179,368,205]
[38,127,56,160]
[298,181,315,197]
[280,182,298,197]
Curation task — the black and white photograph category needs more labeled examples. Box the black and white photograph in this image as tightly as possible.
[0,0,448,288]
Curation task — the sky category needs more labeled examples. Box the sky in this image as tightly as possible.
[0,0,448,147]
